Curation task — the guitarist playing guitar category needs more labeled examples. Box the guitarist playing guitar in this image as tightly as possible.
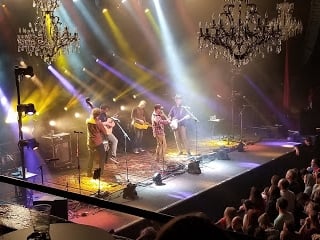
[131,100,150,154]
[86,98,119,164]
[168,94,191,156]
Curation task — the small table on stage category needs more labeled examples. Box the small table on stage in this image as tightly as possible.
[1,223,115,240]
[208,117,223,139]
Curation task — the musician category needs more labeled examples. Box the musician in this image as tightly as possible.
[99,104,119,164]
[131,100,148,154]
[168,94,191,156]
[151,104,171,162]
[86,108,107,177]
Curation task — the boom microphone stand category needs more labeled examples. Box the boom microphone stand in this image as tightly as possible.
[114,120,131,182]
[183,107,200,157]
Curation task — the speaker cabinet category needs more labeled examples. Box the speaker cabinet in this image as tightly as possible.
[33,195,68,220]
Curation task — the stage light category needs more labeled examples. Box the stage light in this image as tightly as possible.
[64,107,68,111]
[49,120,56,127]
[74,112,80,118]
[14,66,34,78]
[152,172,162,185]
[132,94,137,99]
[17,103,36,115]
[120,105,125,111]
[18,138,39,150]
[112,98,117,102]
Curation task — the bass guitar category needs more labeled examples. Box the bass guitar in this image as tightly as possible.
[85,98,118,135]
[170,114,190,130]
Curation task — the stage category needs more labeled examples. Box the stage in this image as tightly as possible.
[21,136,299,236]
[2,137,299,238]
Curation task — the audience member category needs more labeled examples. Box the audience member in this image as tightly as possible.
[155,212,228,240]
[136,226,157,240]
[285,168,303,194]
[273,197,295,231]
[265,185,281,222]
[304,173,316,197]
[280,220,300,240]
[278,178,296,213]
[254,212,279,239]
[215,206,237,230]
[231,216,243,233]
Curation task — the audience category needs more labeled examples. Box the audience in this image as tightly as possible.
[135,134,320,240]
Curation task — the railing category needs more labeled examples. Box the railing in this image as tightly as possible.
[0,175,173,224]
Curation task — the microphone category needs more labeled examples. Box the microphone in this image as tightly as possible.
[85,97,90,102]
[74,131,83,134]
[111,117,120,122]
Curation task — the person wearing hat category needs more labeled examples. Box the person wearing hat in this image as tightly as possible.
[86,108,108,177]
[151,104,171,162]
[168,94,191,156]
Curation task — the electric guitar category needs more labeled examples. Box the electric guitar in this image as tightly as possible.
[85,98,118,135]
[132,118,152,130]
[170,114,190,130]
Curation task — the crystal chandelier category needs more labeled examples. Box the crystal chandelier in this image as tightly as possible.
[198,0,303,67]
[17,0,80,64]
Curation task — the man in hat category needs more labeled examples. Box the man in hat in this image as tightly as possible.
[168,94,191,156]
[151,104,171,162]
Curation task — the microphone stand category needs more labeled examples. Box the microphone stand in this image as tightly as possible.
[74,131,83,193]
[114,120,131,182]
[183,107,200,158]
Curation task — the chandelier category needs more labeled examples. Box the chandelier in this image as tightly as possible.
[198,0,303,67]
[17,0,80,64]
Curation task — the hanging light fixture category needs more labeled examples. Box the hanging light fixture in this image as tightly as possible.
[17,0,80,64]
[198,0,303,67]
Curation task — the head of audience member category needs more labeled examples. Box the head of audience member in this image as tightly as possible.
[231,216,243,233]
[271,174,281,186]
[155,212,228,240]
[304,173,316,188]
[280,220,296,240]
[215,207,237,230]
[276,197,289,213]
[257,213,272,229]
[285,169,297,184]
[304,136,313,146]
[308,158,320,174]
[268,185,281,201]
[278,178,290,191]
[136,226,157,240]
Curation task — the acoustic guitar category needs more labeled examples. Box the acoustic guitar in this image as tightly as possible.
[85,98,117,135]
